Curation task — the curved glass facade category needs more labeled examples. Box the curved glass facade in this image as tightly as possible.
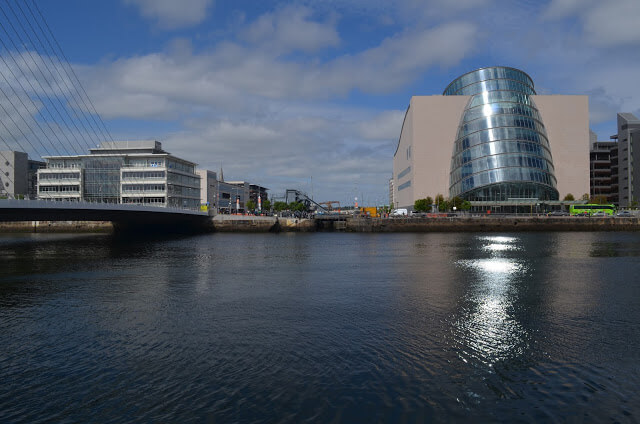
[446,67,559,201]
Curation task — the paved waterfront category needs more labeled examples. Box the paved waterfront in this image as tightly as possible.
[1,232,639,422]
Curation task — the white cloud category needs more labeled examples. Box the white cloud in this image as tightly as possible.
[241,6,340,54]
[124,0,213,29]
[544,0,640,46]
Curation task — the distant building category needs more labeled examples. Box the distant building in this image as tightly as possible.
[589,130,618,204]
[614,113,640,208]
[37,140,201,209]
[28,159,46,199]
[392,66,590,211]
[0,151,28,199]
[197,170,268,213]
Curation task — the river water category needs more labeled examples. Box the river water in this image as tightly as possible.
[1,232,639,423]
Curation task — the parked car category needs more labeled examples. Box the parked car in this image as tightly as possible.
[547,210,569,216]
[592,212,609,217]
[616,210,633,217]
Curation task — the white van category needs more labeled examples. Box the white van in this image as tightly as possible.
[391,208,408,216]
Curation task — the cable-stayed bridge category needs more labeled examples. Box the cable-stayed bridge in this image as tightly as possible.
[0,0,209,230]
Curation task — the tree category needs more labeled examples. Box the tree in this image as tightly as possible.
[246,199,256,211]
[449,196,464,210]
[581,193,590,201]
[261,199,271,211]
[563,193,575,201]
[434,194,445,210]
[289,201,306,212]
[273,201,288,212]
[590,195,608,205]
[414,198,430,212]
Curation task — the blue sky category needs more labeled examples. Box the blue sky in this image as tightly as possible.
[26,0,640,204]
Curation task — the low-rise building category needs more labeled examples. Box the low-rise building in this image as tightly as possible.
[197,170,268,213]
[0,151,28,199]
[37,140,201,209]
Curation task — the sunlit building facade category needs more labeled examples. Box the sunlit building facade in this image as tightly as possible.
[392,66,590,210]
[37,141,201,209]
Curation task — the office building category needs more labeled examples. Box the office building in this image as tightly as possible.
[392,66,590,211]
[589,130,618,204]
[37,140,201,209]
[0,150,28,199]
[197,170,268,213]
[614,113,640,208]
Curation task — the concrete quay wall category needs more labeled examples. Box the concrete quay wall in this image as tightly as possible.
[0,221,113,233]
[346,216,640,232]
[211,215,315,232]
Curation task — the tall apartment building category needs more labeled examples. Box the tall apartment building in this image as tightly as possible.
[37,140,201,209]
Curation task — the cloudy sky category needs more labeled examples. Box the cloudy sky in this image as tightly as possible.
[23,0,640,204]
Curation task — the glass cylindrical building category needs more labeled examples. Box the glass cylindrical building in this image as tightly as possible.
[445,67,559,201]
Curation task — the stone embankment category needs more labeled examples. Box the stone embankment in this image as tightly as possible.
[346,216,640,232]
[2,215,639,234]
[0,221,113,233]
[211,215,315,232]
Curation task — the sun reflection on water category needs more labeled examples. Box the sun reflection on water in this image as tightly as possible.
[454,236,529,365]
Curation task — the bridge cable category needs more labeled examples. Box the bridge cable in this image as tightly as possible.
[0,4,92,157]
[12,0,107,150]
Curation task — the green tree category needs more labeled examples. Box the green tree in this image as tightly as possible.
[245,199,256,211]
[273,201,288,212]
[449,196,464,210]
[261,199,271,211]
[289,201,306,212]
[590,195,608,205]
[563,193,575,201]
[414,198,430,212]
[581,193,590,201]
[461,200,472,211]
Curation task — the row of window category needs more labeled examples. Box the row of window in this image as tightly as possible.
[452,140,553,169]
[122,197,166,204]
[39,185,80,192]
[122,171,166,179]
[451,168,557,197]
[444,68,534,96]
[448,79,535,97]
[39,172,80,180]
[127,159,164,168]
[451,154,554,185]
[167,160,195,173]
[47,161,81,168]
[167,172,200,187]
[463,101,543,123]
[455,127,550,153]
[467,91,535,109]
[458,115,547,140]
[167,184,200,197]
[122,184,166,192]
[460,182,559,202]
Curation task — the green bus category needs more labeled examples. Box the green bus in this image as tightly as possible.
[569,204,616,216]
